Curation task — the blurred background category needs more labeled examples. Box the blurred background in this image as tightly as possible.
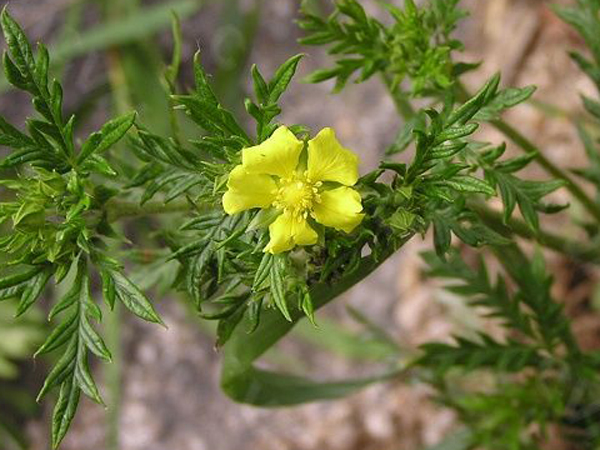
[0,0,598,449]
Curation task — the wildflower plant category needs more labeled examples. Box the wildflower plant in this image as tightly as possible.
[2,0,600,449]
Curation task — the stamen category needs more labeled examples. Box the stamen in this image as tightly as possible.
[273,171,323,217]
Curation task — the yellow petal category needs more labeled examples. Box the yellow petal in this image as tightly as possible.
[307,128,359,186]
[222,165,277,214]
[242,126,304,178]
[264,211,318,254]
[312,186,364,233]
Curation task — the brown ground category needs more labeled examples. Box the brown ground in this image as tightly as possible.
[2,0,600,449]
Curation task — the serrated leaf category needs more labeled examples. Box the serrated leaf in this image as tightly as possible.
[433,218,451,258]
[79,312,111,362]
[441,175,495,196]
[270,256,291,321]
[77,112,136,164]
[414,336,542,374]
[446,74,500,126]
[100,268,116,309]
[74,343,103,405]
[252,253,273,291]
[109,270,164,325]
[37,335,77,401]
[80,153,117,177]
[3,51,29,90]
[34,310,78,357]
[268,54,303,104]
[0,266,43,290]
[0,115,33,148]
[16,267,52,317]
[1,8,35,80]
[434,123,479,145]
[34,42,49,88]
[51,375,80,449]
[251,64,269,104]
[474,85,537,121]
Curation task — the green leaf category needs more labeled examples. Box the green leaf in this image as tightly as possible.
[294,316,400,362]
[34,310,78,357]
[0,267,43,291]
[268,54,303,104]
[15,267,53,317]
[414,335,542,374]
[3,51,29,90]
[434,123,479,145]
[269,256,291,321]
[222,366,399,406]
[77,112,136,164]
[251,64,269,104]
[34,42,49,86]
[109,270,164,325]
[51,375,80,449]
[252,253,273,291]
[433,217,452,258]
[446,74,500,126]
[474,85,536,122]
[37,336,77,401]
[441,175,495,196]
[0,115,34,149]
[79,313,111,362]
[80,153,117,177]
[1,8,35,81]
[73,342,103,405]
[216,304,247,348]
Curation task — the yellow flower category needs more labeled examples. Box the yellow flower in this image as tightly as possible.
[222,126,364,254]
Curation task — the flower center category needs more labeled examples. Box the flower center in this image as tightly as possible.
[273,172,322,220]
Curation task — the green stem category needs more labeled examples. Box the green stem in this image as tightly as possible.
[470,201,600,264]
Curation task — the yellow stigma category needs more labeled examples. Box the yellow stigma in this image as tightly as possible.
[273,172,322,220]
